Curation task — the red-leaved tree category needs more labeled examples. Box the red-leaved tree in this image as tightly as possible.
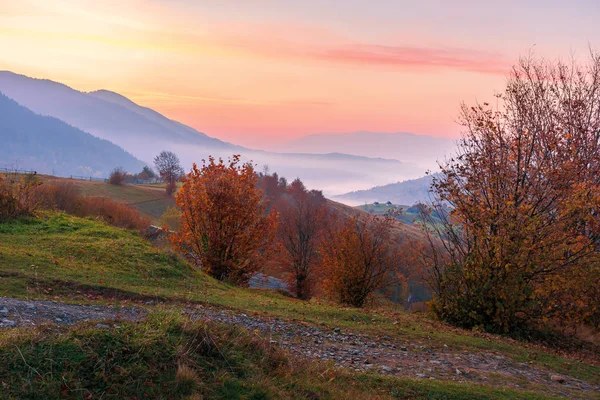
[173,155,278,285]
[276,178,327,299]
[319,214,405,307]
[421,53,600,333]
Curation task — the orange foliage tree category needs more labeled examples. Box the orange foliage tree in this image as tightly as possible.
[173,155,278,285]
[257,167,287,202]
[275,178,327,299]
[422,53,600,333]
[319,214,405,307]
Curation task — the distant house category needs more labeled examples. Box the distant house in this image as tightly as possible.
[373,201,380,206]
[125,177,162,185]
[386,201,393,206]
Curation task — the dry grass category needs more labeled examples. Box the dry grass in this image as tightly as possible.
[32,179,151,231]
[34,174,175,220]
[33,179,80,212]
[75,196,151,231]
[176,363,202,391]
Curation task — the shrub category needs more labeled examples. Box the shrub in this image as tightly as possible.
[0,173,41,221]
[0,175,19,221]
[74,196,151,231]
[33,180,80,212]
[108,167,127,185]
[1,176,150,231]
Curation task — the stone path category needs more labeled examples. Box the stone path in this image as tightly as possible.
[1,297,598,398]
[0,296,144,328]
[187,306,599,398]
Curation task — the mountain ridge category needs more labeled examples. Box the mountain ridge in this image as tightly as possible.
[0,92,145,177]
[0,71,225,148]
[0,71,424,194]
[332,174,438,206]
[276,131,457,172]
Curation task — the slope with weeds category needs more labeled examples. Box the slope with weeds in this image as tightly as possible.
[0,311,562,400]
[1,213,599,399]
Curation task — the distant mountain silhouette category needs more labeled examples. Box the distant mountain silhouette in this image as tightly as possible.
[332,174,438,206]
[0,71,237,162]
[88,89,235,150]
[0,71,425,194]
[276,131,457,171]
[0,93,145,177]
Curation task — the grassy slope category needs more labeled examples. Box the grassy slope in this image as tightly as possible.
[37,175,175,221]
[1,213,599,399]
[327,200,426,244]
[354,203,445,230]
[0,312,556,400]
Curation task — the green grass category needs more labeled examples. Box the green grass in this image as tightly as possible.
[0,311,561,400]
[357,203,402,213]
[1,212,599,398]
[0,212,215,301]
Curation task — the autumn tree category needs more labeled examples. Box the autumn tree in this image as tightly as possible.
[257,169,287,204]
[319,214,405,307]
[108,167,127,185]
[138,166,156,180]
[173,155,278,285]
[422,53,600,333]
[154,151,184,195]
[276,178,327,299]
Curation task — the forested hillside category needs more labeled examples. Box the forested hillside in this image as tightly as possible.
[0,93,145,177]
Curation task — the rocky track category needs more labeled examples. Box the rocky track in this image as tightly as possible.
[188,306,599,398]
[0,296,144,328]
[1,297,598,398]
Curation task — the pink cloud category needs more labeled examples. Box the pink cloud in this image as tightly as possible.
[318,44,510,75]
[212,26,510,75]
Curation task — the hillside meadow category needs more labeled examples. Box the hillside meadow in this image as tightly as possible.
[0,211,599,399]
[34,174,175,221]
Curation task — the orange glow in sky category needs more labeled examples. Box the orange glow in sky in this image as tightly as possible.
[1,0,598,147]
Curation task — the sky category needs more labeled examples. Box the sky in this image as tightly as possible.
[0,0,598,147]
